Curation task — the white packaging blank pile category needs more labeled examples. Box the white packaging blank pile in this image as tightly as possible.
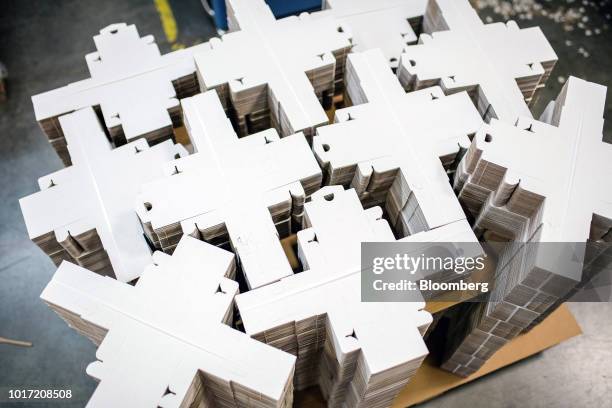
[313,48,482,239]
[20,0,612,405]
[444,76,611,376]
[136,90,322,289]
[236,186,431,407]
[397,0,557,123]
[315,0,427,70]
[41,235,296,407]
[19,107,187,281]
[31,23,209,165]
[195,0,352,139]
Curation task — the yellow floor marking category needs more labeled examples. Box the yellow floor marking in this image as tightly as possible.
[154,0,184,49]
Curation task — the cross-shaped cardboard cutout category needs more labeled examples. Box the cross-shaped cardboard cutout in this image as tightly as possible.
[32,23,208,165]
[316,0,427,69]
[445,76,611,376]
[313,48,483,237]
[20,107,186,282]
[236,186,434,406]
[137,90,322,289]
[398,0,557,124]
[456,76,611,266]
[41,235,296,407]
[195,0,352,139]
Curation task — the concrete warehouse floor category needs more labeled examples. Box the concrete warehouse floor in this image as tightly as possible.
[0,1,611,407]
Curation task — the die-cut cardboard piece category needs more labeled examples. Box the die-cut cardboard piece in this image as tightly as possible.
[137,91,322,289]
[446,76,611,376]
[32,23,209,165]
[317,0,427,69]
[237,187,431,407]
[238,187,483,407]
[456,77,611,245]
[40,235,296,407]
[20,107,187,282]
[313,48,483,237]
[195,0,352,139]
[398,0,557,123]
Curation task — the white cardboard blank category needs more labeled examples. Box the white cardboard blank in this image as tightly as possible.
[32,23,209,164]
[41,235,296,407]
[236,187,431,407]
[454,75,610,299]
[313,48,482,236]
[317,0,427,69]
[456,77,611,258]
[443,76,611,376]
[398,0,557,124]
[195,0,352,139]
[137,90,322,289]
[19,107,187,282]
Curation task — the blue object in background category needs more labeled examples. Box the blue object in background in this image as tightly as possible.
[207,0,322,31]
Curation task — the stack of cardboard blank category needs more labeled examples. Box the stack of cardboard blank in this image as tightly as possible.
[315,0,427,71]
[397,0,557,124]
[19,107,187,281]
[443,76,612,376]
[32,23,208,165]
[41,235,296,407]
[236,186,432,407]
[195,0,352,140]
[22,2,610,404]
[313,49,482,239]
[136,90,322,289]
